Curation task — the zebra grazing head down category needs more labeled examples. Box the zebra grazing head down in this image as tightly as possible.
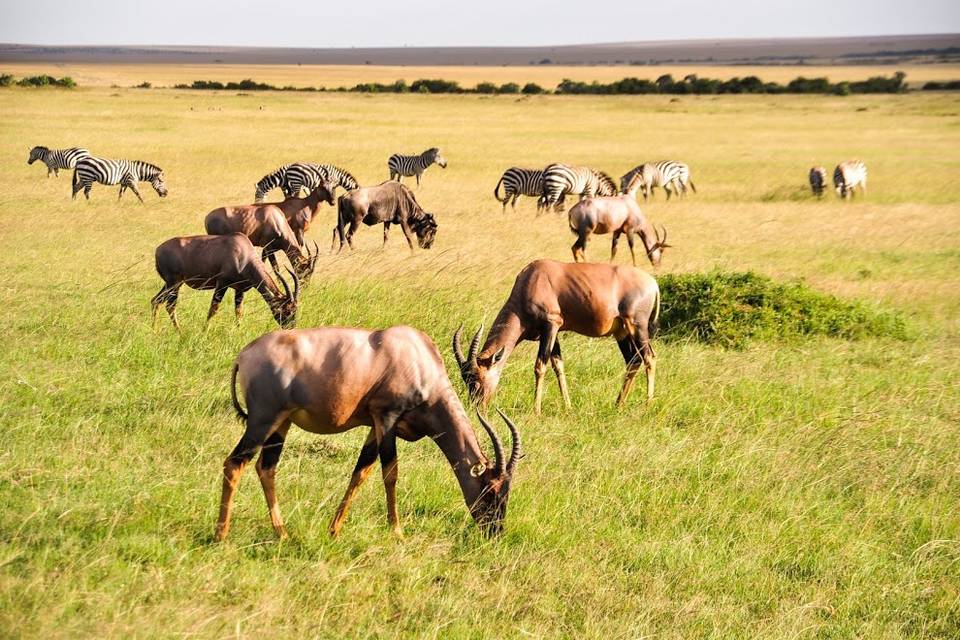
[149,169,169,198]
[833,161,867,200]
[809,166,828,197]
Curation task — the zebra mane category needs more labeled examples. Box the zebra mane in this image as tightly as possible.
[136,161,163,176]
[594,170,617,189]
[31,145,49,152]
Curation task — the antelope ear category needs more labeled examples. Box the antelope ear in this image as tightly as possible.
[470,462,487,477]
[491,347,505,364]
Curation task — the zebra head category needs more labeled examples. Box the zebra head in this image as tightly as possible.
[150,171,169,198]
[28,146,48,165]
[427,148,447,169]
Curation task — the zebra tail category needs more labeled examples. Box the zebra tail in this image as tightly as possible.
[493,177,506,203]
[71,167,80,191]
[230,363,248,422]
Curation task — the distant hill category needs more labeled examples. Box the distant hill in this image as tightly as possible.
[1,34,958,66]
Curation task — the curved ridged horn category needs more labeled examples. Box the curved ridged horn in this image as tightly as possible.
[656,225,671,249]
[468,324,483,362]
[453,323,466,368]
[276,268,292,300]
[287,266,301,300]
[477,409,505,477]
[498,409,522,478]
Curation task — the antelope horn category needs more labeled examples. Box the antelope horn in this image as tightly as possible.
[453,323,466,368]
[498,409,522,478]
[657,224,671,248]
[287,266,301,301]
[468,323,483,363]
[276,267,292,300]
[477,409,505,477]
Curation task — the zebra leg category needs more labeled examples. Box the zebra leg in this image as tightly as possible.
[128,182,144,204]
[72,180,83,200]
[118,185,126,201]
[83,184,92,200]
[415,173,421,188]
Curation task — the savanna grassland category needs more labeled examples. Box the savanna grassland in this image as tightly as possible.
[0,79,959,638]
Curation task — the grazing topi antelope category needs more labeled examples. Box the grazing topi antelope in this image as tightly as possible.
[455,259,661,415]
[152,233,300,330]
[216,326,522,540]
[567,194,671,266]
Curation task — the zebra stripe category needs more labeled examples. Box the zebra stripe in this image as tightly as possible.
[542,164,617,210]
[254,163,359,202]
[494,167,545,212]
[28,146,90,178]
[833,161,867,199]
[621,161,695,201]
[809,166,828,197]
[72,156,167,202]
[387,148,447,186]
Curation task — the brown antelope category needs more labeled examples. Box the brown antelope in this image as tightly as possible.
[271,184,336,245]
[568,195,671,266]
[204,196,322,283]
[216,325,521,541]
[333,181,438,252]
[152,233,300,330]
[454,259,661,415]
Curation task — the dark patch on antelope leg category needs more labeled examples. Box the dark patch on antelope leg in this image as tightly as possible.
[616,334,643,406]
[378,430,402,536]
[256,423,290,539]
[329,429,379,537]
[550,337,572,408]
[214,432,261,542]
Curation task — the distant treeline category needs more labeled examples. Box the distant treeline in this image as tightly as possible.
[4,71,959,94]
[0,73,76,88]
[555,72,911,95]
[167,72,960,95]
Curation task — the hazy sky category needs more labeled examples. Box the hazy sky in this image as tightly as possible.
[1,0,958,47]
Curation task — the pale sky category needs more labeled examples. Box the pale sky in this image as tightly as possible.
[1,0,958,47]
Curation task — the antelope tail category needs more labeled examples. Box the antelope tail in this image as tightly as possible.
[493,177,506,203]
[649,286,661,340]
[230,363,248,421]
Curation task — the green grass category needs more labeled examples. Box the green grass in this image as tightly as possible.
[0,86,958,638]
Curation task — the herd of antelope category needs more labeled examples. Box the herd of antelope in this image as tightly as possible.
[27,144,868,540]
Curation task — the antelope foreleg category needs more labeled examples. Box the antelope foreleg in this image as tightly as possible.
[533,324,560,415]
[329,429,378,537]
[550,338,572,409]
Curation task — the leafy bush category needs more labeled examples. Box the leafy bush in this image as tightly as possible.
[14,74,76,88]
[499,82,520,94]
[0,74,13,87]
[657,271,908,348]
[475,82,498,94]
[922,80,960,90]
[521,82,547,95]
[135,81,152,89]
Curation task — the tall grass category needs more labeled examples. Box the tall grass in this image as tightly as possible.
[0,87,958,638]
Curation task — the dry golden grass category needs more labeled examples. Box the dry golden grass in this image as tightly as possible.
[4,61,959,89]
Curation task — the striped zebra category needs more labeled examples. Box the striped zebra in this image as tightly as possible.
[71,156,168,202]
[28,146,90,178]
[833,161,867,199]
[493,167,546,213]
[620,161,696,201]
[809,166,828,197]
[254,162,359,202]
[387,148,447,186]
[542,164,619,212]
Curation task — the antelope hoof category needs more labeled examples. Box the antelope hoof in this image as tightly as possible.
[391,525,405,539]
[275,525,289,540]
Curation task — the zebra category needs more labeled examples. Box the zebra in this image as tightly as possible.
[542,164,619,212]
[833,161,867,199]
[71,156,168,202]
[620,161,696,201]
[387,148,447,186]
[809,166,828,197]
[254,163,359,202]
[28,146,90,178]
[493,167,547,213]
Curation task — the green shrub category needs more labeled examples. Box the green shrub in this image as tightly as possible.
[135,81,152,89]
[0,74,13,87]
[475,82,498,94]
[499,82,520,94]
[521,82,547,95]
[657,271,908,348]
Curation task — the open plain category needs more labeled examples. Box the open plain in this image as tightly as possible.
[1,74,959,638]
